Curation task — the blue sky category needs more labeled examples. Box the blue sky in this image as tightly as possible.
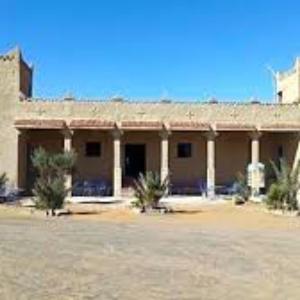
[1,0,300,102]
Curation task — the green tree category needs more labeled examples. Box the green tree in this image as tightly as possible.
[132,172,169,213]
[266,158,300,211]
[31,148,76,216]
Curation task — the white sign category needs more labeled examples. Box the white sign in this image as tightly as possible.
[247,163,265,188]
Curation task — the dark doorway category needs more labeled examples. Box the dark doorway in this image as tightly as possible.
[125,144,146,178]
[26,144,38,195]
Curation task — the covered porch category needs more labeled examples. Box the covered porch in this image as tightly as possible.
[14,119,300,201]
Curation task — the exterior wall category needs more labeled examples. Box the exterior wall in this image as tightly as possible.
[261,132,298,168]
[15,101,300,125]
[169,132,206,187]
[0,49,25,186]
[22,130,63,191]
[20,59,32,97]
[72,130,113,183]
[277,59,300,104]
[215,132,250,184]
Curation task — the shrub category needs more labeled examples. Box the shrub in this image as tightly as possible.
[132,172,169,212]
[266,183,284,210]
[31,148,76,216]
[234,172,250,205]
[266,159,300,211]
[0,173,8,190]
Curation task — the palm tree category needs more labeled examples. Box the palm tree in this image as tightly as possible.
[31,148,76,216]
[266,158,300,211]
[132,172,169,213]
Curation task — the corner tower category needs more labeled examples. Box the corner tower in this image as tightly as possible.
[276,58,300,104]
[0,47,33,186]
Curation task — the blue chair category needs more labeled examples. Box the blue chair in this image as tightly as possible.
[197,180,207,196]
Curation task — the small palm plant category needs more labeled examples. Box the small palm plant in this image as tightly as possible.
[266,159,300,212]
[32,147,76,216]
[132,172,169,213]
[0,173,8,190]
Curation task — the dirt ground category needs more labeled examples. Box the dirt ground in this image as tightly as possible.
[1,202,300,299]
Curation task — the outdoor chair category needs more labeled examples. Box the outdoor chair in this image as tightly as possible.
[73,179,112,196]
[0,186,22,203]
[216,182,239,195]
[171,181,204,196]
[197,180,207,196]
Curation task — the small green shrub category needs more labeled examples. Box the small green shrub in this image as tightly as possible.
[265,159,299,212]
[32,148,76,216]
[266,183,284,210]
[0,173,8,190]
[132,172,169,212]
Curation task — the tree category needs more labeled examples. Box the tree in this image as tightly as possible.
[132,172,169,213]
[266,159,300,211]
[31,148,76,216]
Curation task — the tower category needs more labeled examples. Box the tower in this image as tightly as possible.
[0,47,33,186]
[276,58,300,104]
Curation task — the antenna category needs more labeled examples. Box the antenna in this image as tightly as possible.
[160,87,170,101]
[266,65,277,102]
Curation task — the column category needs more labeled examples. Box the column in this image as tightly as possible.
[63,129,73,199]
[113,129,122,198]
[292,133,300,204]
[160,129,170,185]
[206,131,217,199]
[293,133,300,170]
[250,131,261,196]
[17,130,28,190]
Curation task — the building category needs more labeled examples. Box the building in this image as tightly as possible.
[1,47,300,199]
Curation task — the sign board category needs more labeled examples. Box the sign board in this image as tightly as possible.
[247,162,265,188]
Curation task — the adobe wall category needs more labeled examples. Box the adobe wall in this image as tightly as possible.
[72,130,113,183]
[0,50,23,186]
[169,132,206,187]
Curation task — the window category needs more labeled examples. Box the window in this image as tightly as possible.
[177,143,192,158]
[277,91,283,103]
[85,142,101,157]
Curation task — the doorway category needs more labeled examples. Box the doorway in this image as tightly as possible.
[125,144,146,178]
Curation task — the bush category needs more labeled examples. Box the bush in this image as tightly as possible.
[0,173,8,190]
[266,183,284,210]
[132,172,169,212]
[233,172,250,205]
[32,148,76,216]
[266,159,299,212]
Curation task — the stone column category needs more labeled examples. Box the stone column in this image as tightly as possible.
[160,129,170,186]
[250,131,262,196]
[63,129,73,199]
[206,131,217,199]
[293,133,300,170]
[17,130,28,190]
[292,133,300,204]
[112,129,122,198]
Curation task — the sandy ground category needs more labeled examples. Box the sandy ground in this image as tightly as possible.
[1,202,300,299]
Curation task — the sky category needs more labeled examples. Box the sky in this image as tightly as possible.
[1,0,300,102]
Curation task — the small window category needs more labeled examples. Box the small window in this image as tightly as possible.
[177,143,192,158]
[85,142,101,157]
[277,91,283,103]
